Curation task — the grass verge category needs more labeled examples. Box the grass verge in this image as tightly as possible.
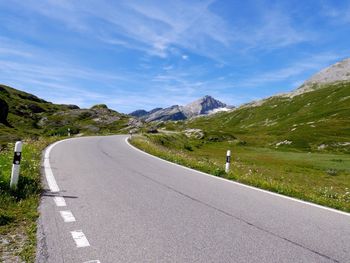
[0,137,59,262]
[129,134,350,212]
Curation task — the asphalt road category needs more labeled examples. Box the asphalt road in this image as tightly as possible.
[36,135,350,263]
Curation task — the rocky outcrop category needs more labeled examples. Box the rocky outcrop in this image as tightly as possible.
[48,106,122,126]
[0,98,10,127]
[183,128,204,139]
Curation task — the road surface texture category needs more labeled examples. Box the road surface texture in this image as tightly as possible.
[36,135,350,263]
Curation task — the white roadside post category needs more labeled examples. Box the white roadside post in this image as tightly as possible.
[225,150,231,173]
[68,128,71,137]
[10,141,23,189]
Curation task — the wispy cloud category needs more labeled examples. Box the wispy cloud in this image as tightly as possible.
[242,9,311,51]
[235,52,343,90]
[5,0,310,60]
[0,0,348,112]
[321,1,350,24]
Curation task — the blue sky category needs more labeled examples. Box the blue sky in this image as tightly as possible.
[0,0,349,113]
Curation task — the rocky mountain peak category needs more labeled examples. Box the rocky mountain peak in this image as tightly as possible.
[296,57,350,94]
[182,95,227,118]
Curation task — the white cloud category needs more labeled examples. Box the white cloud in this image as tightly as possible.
[0,0,346,113]
[236,8,312,53]
[235,52,342,89]
[4,0,314,61]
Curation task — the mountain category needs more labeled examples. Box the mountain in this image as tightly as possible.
[167,59,350,153]
[182,95,227,118]
[130,95,229,122]
[129,109,148,118]
[0,84,132,144]
[129,108,163,118]
[292,57,350,96]
[146,105,186,122]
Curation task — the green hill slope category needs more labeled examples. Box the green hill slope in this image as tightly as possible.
[0,84,131,144]
[178,82,350,153]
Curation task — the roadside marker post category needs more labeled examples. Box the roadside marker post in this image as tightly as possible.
[68,128,71,137]
[10,141,23,189]
[225,150,231,173]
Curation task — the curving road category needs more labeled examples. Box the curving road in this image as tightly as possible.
[36,135,350,263]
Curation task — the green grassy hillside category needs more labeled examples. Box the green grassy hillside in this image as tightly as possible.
[164,82,350,153]
[0,84,65,142]
[0,84,131,145]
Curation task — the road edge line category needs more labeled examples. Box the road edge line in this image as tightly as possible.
[43,140,65,193]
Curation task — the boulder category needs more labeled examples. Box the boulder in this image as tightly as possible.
[128,118,143,128]
[27,103,45,113]
[183,128,204,139]
[0,98,9,125]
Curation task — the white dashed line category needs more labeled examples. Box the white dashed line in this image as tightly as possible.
[60,210,76,223]
[71,230,90,247]
[83,260,101,263]
[53,196,66,207]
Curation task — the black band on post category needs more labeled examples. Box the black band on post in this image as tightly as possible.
[13,152,22,165]
[226,156,231,163]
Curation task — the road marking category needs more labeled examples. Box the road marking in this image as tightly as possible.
[83,260,100,263]
[43,137,86,193]
[43,141,64,193]
[71,230,90,247]
[53,196,66,207]
[125,137,350,217]
[59,210,76,223]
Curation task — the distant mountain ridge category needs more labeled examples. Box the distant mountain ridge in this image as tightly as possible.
[130,95,230,122]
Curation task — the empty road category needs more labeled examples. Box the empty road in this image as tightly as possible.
[37,135,350,263]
